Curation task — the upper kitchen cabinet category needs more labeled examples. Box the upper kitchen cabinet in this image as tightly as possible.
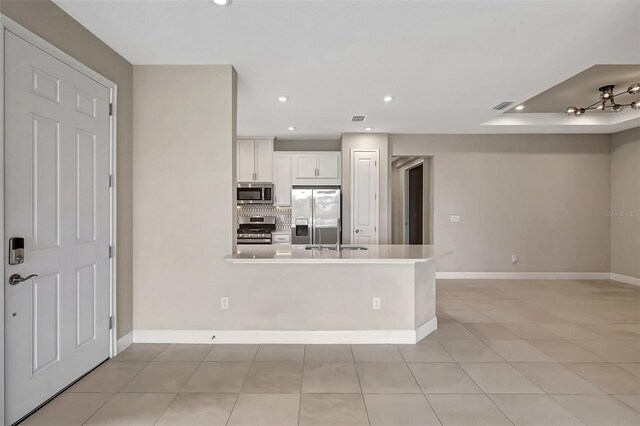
[291,151,341,185]
[273,153,292,206]
[237,138,274,182]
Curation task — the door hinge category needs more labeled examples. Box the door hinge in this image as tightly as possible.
[108,246,113,259]
[108,174,113,187]
[375,161,377,166]
[109,316,113,330]
[109,103,113,116]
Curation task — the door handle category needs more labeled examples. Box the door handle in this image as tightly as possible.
[8,274,38,285]
[355,229,360,233]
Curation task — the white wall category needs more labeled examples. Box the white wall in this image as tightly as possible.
[610,127,640,279]
[391,134,612,273]
[341,133,391,244]
[133,65,237,330]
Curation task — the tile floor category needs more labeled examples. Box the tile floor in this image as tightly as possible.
[22,279,640,425]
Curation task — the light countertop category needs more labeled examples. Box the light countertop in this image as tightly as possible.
[224,244,452,264]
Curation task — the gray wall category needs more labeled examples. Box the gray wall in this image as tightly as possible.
[610,127,640,279]
[391,134,612,273]
[2,0,134,338]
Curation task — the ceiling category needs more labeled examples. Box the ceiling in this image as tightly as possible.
[53,0,640,138]
[505,65,640,113]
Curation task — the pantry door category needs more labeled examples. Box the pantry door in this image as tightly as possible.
[4,30,112,425]
[351,150,379,244]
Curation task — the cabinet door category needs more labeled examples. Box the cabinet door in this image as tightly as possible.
[237,139,255,182]
[254,139,273,182]
[293,154,317,179]
[273,154,292,206]
[316,153,341,179]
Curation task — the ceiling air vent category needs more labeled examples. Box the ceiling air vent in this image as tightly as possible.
[351,115,367,122]
[493,101,513,111]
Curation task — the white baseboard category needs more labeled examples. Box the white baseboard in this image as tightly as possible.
[415,317,437,343]
[133,320,438,345]
[116,331,133,354]
[436,272,611,280]
[610,273,640,287]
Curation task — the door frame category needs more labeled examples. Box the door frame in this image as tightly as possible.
[402,159,424,244]
[0,15,118,423]
[350,148,380,244]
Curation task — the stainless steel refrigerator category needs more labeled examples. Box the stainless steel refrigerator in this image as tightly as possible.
[291,186,341,245]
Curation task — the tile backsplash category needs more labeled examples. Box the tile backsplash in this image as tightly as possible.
[237,205,292,233]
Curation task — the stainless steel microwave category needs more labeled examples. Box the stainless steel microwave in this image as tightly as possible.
[237,183,274,205]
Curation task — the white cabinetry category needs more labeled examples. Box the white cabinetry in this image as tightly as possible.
[273,153,292,206]
[237,138,274,182]
[291,152,341,185]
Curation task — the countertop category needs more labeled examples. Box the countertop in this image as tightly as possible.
[224,244,452,264]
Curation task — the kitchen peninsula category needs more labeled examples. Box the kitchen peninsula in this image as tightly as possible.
[223,245,451,344]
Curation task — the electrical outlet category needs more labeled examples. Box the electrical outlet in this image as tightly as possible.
[220,297,229,310]
[372,297,381,310]
[450,215,460,223]
[511,255,517,264]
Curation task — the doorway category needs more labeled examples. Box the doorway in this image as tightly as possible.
[407,164,424,244]
[2,20,117,425]
[391,156,433,245]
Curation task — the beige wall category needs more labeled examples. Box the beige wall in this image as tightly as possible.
[274,139,341,151]
[133,65,237,330]
[2,0,134,337]
[391,134,612,273]
[610,127,640,279]
[341,133,391,244]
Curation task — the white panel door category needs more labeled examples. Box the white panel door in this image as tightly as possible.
[351,150,379,244]
[237,139,255,182]
[273,154,292,206]
[254,139,273,182]
[4,31,111,425]
[293,154,317,179]
[316,153,340,179]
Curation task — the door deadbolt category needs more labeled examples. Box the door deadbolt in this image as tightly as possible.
[8,237,24,265]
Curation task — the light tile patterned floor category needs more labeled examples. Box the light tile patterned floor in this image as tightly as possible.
[22,279,640,425]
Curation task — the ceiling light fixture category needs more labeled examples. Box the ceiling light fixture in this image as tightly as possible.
[278,96,289,102]
[566,83,640,116]
[288,126,295,131]
[383,96,393,102]
[515,105,524,111]
[365,127,373,131]
[212,0,232,5]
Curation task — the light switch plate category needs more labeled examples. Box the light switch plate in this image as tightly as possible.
[450,215,461,223]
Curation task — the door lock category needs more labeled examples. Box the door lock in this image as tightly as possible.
[9,274,38,285]
[8,237,24,265]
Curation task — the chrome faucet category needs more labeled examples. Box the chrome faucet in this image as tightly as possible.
[336,218,342,252]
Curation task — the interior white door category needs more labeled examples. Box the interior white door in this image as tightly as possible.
[351,150,379,244]
[316,153,340,179]
[237,139,256,182]
[4,31,111,425]
[273,154,292,206]
[254,139,273,182]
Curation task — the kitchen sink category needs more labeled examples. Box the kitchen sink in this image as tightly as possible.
[305,245,368,251]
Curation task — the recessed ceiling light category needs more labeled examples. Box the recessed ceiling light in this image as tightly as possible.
[288,126,295,131]
[515,105,525,111]
[212,0,232,6]
[365,127,373,131]
[278,95,289,102]
[383,96,393,102]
